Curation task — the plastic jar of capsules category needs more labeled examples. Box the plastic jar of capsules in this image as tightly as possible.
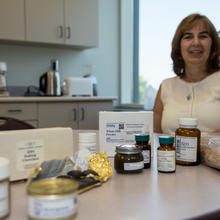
[78,132,97,155]
[175,118,201,166]
[0,157,10,220]
[157,136,176,173]
[114,145,144,174]
[135,134,151,168]
[27,178,78,220]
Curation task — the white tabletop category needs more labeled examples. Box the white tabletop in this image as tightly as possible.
[7,157,220,220]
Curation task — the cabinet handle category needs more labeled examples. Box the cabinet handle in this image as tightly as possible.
[65,26,71,39]
[58,26,63,38]
[80,108,85,121]
[8,109,22,113]
[73,108,77,121]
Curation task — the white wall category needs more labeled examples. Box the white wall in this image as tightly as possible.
[0,0,119,97]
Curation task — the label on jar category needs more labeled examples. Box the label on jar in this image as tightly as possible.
[28,193,77,219]
[142,150,150,163]
[124,161,144,170]
[0,181,9,217]
[157,150,175,172]
[176,136,197,162]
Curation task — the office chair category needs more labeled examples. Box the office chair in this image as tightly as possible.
[0,117,35,130]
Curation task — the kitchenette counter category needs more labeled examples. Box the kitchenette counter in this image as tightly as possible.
[0,96,117,103]
[6,157,220,220]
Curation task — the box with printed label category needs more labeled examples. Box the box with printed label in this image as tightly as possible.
[99,111,153,157]
[0,127,74,181]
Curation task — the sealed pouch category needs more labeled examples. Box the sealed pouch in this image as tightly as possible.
[201,134,220,170]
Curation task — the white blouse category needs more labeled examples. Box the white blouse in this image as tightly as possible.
[161,71,220,134]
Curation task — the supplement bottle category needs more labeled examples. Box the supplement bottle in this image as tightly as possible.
[0,157,10,220]
[157,136,176,173]
[175,118,200,166]
[78,132,97,155]
[135,134,151,168]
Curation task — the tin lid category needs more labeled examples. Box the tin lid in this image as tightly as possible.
[27,178,78,195]
[115,145,141,154]
[159,136,174,144]
[0,157,9,179]
[179,118,198,128]
[135,134,149,142]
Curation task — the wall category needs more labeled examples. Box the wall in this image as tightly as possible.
[0,0,119,97]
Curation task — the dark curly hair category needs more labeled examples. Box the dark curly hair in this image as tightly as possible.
[171,13,220,76]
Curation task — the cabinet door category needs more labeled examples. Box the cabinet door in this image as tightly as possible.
[65,0,99,47]
[0,0,25,40]
[38,103,78,129]
[26,0,64,44]
[78,101,112,129]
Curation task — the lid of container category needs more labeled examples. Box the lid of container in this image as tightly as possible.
[179,118,198,127]
[27,178,78,195]
[0,157,9,179]
[135,134,149,142]
[115,145,141,154]
[79,132,96,143]
[159,136,174,144]
[0,62,7,72]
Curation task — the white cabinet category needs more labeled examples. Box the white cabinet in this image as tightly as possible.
[26,0,98,47]
[0,0,25,41]
[38,101,112,129]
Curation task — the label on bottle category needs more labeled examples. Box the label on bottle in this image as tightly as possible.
[142,150,150,163]
[0,181,9,217]
[124,161,144,170]
[28,193,77,219]
[176,136,197,162]
[157,150,175,172]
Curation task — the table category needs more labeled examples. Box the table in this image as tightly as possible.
[7,157,220,220]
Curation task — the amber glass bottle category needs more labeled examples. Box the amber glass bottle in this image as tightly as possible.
[175,118,201,166]
[157,136,176,173]
[135,134,151,168]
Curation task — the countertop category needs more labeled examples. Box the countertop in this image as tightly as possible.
[7,158,220,220]
[0,96,117,103]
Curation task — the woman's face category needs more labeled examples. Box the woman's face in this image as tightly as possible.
[180,23,212,68]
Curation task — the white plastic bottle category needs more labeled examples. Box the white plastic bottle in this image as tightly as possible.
[78,132,97,155]
[0,157,10,219]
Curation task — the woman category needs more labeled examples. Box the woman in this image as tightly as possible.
[153,13,220,134]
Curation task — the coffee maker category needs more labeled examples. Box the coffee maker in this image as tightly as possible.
[0,62,9,96]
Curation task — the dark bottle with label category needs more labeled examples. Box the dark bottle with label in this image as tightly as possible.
[157,136,176,173]
[175,118,201,166]
[135,134,151,168]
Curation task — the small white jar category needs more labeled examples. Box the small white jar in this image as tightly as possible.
[0,157,10,219]
[78,133,97,155]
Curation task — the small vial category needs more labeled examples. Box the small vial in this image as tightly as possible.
[175,118,201,166]
[157,136,176,173]
[135,134,151,168]
[0,157,10,219]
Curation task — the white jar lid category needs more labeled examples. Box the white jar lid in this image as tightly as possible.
[0,157,9,179]
[179,118,198,127]
[79,132,96,142]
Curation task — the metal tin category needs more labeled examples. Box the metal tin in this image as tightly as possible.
[114,145,144,174]
[27,178,78,220]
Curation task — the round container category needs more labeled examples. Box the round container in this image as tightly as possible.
[157,136,176,173]
[114,145,144,174]
[135,134,151,168]
[78,132,97,154]
[27,178,78,220]
[175,118,201,166]
[0,157,10,220]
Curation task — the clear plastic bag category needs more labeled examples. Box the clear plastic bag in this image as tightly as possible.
[201,134,220,170]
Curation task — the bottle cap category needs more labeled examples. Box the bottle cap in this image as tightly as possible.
[135,134,149,142]
[79,133,96,143]
[116,145,141,154]
[179,118,198,127]
[159,136,174,144]
[0,157,9,179]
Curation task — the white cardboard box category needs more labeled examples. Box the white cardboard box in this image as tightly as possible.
[0,127,74,181]
[99,111,153,157]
